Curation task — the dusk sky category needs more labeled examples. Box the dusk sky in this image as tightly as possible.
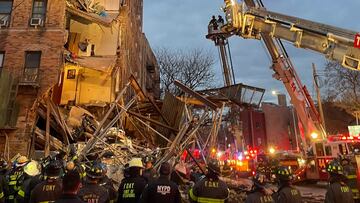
[143,0,360,102]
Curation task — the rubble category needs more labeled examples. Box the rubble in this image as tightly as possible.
[28,74,269,199]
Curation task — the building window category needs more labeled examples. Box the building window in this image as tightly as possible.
[0,52,4,69]
[0,0,13,27]
[23,51,41,83]
[30,0,47,26]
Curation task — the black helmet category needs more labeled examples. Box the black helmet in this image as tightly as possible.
[207,159,221,175]
[0,159,7,171]
[45,160,62,177]
[143,156,154,163]
[326,160,343,175]
[86,162,104,179]
[276,166,292,181]
[253,171,266,188]
[340,158,351,166]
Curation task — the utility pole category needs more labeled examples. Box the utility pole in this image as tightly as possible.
[312,63,326,132]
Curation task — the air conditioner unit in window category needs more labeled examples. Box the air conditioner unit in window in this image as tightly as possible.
[30,18,43,27]
[0,20,9,28]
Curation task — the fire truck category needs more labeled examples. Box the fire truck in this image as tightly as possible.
[208,0,360,181]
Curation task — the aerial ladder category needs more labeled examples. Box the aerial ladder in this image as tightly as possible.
[207,19,236,86]
[218,0,360,152]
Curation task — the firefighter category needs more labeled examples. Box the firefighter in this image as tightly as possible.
[0,159,8,177]
[55,170,83,203]
[245,170,274,203]
[16,160,41,203]
[29,159,63,203]
[78,162,110,203]
[272,166,301,203]
[341,157,360,201]
[189,159,229,203]
[139,162,181,203]
[117,158,147,203]
[143,156,157,183]
[222,160,232,177]
[66,160,86,180]
[4,155,28,202]
[0,159,7,202]
[325,160,354,203]
[99,163,117,203]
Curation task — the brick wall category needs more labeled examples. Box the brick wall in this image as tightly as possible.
[0,0,66,158]
[117,0,159,100]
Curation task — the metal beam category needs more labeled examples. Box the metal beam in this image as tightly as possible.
[174,80,218,110]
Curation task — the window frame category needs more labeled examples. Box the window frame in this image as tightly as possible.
[24,51,42,69]
[30,0,47,26]
[0,51,4,69]
[0,0,13,27]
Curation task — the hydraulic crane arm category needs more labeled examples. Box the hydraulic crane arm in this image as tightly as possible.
[223,0,360,70]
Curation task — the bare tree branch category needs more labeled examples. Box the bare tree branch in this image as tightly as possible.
[155,47,216,97]
[323,61,360,112]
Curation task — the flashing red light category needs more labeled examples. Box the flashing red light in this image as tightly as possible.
[358,137,360,140]
[325,159,330,163]
[252,171,256,176]
[342,136,347,140]
[250,150,253,154]
[349,137,354,140]
[254,150,257,154]
[246,156,250,160]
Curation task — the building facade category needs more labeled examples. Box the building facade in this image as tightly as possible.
[0,0,159,158]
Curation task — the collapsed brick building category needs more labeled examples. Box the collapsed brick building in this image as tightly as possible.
[0,0,159,158]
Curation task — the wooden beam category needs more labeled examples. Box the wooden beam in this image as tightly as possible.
[174,80,219,110]
[129,75,146,101]
[45,99,50,157]
[127,111,179,133]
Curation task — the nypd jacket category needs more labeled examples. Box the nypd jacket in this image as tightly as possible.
[139,175,181,203]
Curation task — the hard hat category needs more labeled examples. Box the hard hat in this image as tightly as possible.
[45,160,62,177]
[86,162,104,179]
[326,160,343,175]
[253,171,266,188]
[24,161,40,176]
[128,158,144,168]
[275,166,292,181]
[16,156,29,167]
[207,159,221,174]
[143,156,154,163]
[0,159,8,170]
[340,158,351,166]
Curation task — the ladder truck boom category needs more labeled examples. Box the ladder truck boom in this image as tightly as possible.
[223,0,360,70]
[218,0,358,150]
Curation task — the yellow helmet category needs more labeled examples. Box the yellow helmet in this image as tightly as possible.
[16,156,29,167]
[128,158,144,168]
[24,161,40,176]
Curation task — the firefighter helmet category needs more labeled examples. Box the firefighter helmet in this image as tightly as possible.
[253,171,266,188]
[276,166,292,181]
[16,156,29,167]
[143,156,154,163]
[207,159,221,174]
[45,160,62,177]
[326,160,343,175]
[129,158,144,168]
[86,162,104,179]
[24,160,41,176]
[0,159,7,171]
